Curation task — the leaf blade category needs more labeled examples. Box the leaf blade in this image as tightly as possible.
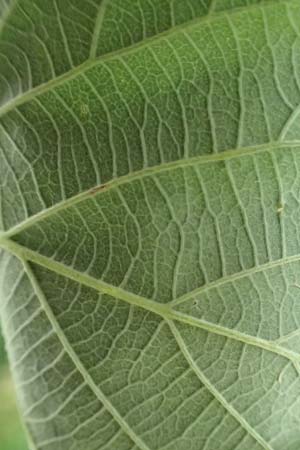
[2,1,300,449]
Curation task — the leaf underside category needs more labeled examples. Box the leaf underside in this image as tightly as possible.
[2,1,300,449]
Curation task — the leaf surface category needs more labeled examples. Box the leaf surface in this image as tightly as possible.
[1,1,300,449]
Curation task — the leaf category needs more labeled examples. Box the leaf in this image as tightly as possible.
[1,1,300,449]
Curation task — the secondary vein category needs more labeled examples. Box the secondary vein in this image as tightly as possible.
[0,0,288,119]
[89,0,110,59]
[22,259,151,450]
[2,140,300,240]
[167,320,272,450]
[171,252,300,306]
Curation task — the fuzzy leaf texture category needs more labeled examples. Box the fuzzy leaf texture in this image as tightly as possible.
[2,0,300,449]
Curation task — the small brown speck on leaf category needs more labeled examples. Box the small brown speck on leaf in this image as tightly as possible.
[89,184,107,195]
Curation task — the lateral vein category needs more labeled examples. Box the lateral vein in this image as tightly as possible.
[1,238,299,364]
[89,0,110,59]
[0,0,289,118]
[167,320,272,450]
[22,259,151,450]
[171,252,300,306]
[2,141,300,240]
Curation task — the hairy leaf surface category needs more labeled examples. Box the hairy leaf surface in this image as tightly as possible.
[1,1,300,449]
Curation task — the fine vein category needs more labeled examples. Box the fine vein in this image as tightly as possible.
[1,237,299,363]
[0,0,19,36]
[22,259,151,450]
[0,0,288,119]
[2,140,300,240]
[171,252,300,306]
[89,0,110,59]
[167,320,272,450]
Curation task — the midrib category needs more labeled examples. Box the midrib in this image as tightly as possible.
[1,237,299,364]
[0,0,289,119]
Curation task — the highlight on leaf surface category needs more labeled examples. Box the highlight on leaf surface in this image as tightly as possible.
[1,1,300,449]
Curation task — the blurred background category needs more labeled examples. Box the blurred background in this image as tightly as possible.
[0,329,28,450]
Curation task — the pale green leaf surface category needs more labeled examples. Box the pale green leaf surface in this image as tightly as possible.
[0,0,286,230]
[1,1,300,449]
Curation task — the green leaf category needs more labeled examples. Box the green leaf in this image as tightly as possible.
[1,1,300,449]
